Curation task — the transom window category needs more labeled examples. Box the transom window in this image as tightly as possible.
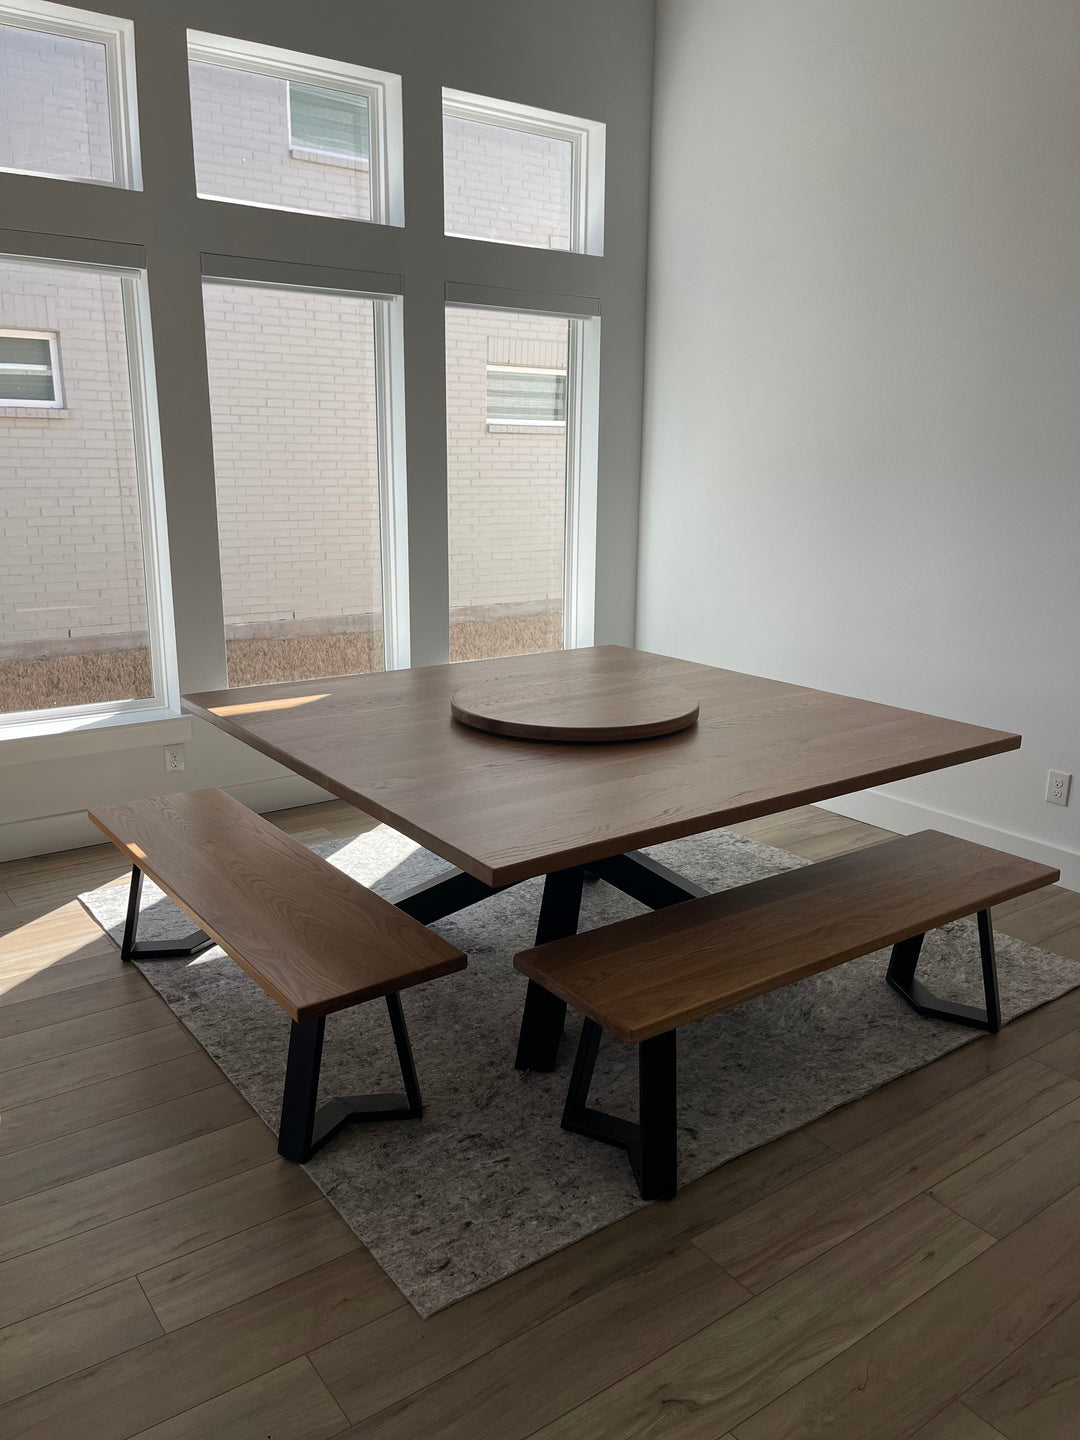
[187,31,402,225]
[0,329,62,406]
[486,364,567,427]
[288,81,369,162]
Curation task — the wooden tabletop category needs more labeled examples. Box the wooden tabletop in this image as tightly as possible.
[183,646,1021,888]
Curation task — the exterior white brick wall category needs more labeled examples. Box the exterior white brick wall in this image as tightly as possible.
[0,23,112,182]
[1,38,570,664]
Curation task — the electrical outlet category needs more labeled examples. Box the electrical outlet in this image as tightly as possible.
[1046,770,1072,807]
[164,744,186,773]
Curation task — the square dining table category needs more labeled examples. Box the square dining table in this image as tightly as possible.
[183,644,1020,1070]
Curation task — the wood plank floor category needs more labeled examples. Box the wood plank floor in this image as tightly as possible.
[0,799,1078,1439]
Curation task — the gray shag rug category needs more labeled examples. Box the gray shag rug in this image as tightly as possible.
[79,825,1079,1316]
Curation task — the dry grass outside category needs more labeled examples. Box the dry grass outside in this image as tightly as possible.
[0,649,154,713]
[224,632,384,687]
[449,611,563,663]
[1,613,563,712]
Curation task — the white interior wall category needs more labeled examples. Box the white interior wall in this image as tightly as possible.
[0,0,655,860]
[639,0,1080,888]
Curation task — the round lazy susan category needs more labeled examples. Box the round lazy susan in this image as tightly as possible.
[450,674,700,743]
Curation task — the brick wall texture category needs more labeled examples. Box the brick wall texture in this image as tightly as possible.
[1,33,571,673]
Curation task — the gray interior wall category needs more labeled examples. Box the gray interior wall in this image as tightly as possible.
[0,0,655,859]
[638,0,1080,887]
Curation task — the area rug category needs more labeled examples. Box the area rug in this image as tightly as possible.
[79,825,1080,1316]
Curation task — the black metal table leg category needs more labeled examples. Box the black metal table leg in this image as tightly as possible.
[886,909,1001,1033]
[586,850,709,909]
[120,864,215,962]
[393,866,511,924]
[277,993,424,1164]
[514,866,586,1072]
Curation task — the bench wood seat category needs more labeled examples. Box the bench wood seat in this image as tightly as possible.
[516,831,1058,1044]
[515,830,1058,1200]
[89,789,466,1163]
[90,788,465,1023]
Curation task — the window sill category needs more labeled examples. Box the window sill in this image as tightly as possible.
[0,709,191,765]
[288,147,369,172]
[0,407,70,419]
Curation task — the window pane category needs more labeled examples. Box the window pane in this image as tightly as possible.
[0,23,113,183]
[0,260,153,714]
[190,59,372,220]
[203,283,384,687]
[443,114,572,250]
[289,82,368,158]
[0,335,56,403]
[447,307,569,662]
[486,367,566,425]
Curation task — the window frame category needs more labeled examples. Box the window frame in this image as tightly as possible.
[445,291,601,654]
[0,251,178,737]
[0,0,141,189]
[442,87,606,256]
[187,31,403,227]
[200,260,411,676]
[0,327,64,408]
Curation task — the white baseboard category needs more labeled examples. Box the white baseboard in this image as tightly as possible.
[820,791,1080,892]
[0,774,331,863]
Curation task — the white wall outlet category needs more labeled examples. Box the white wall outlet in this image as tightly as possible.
[164,744,186,773]
[1046,770,1072,807]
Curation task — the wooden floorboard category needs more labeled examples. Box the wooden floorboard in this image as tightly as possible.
[0,797,1076,1439]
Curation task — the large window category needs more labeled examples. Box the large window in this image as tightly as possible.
[0,2,140,188]
[447,306,575,663]
[188,32,402,225]
[203,277,404,687]
[443,89,605,255]
[0,256,172,721]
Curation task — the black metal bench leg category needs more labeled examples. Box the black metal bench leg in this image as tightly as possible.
[515,866,586,1072]
[637,1031,679,1201]
[120,863,216,962]
[886,909,1001,1033]
[560,1018,680,1200]
[277,994,424,1164]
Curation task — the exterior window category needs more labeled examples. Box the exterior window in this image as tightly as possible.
[443,89,605,255]
[188,32,402,224]
[0,329,62,406]
[0,256,173,723]
[0,3,140,188]
[289,81,369,161]
[203,280,405,686]
[486,364,566,427]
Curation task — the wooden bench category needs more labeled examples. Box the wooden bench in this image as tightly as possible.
[515,831,1058,1201]
[90,789,466,1164]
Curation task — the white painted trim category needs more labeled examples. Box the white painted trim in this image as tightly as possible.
[821,791,1080,893]
[187,30,403,227]
[442,87,605,255]
[375,293,411,670]
[0,0,141,189]
[564,315,600,648]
